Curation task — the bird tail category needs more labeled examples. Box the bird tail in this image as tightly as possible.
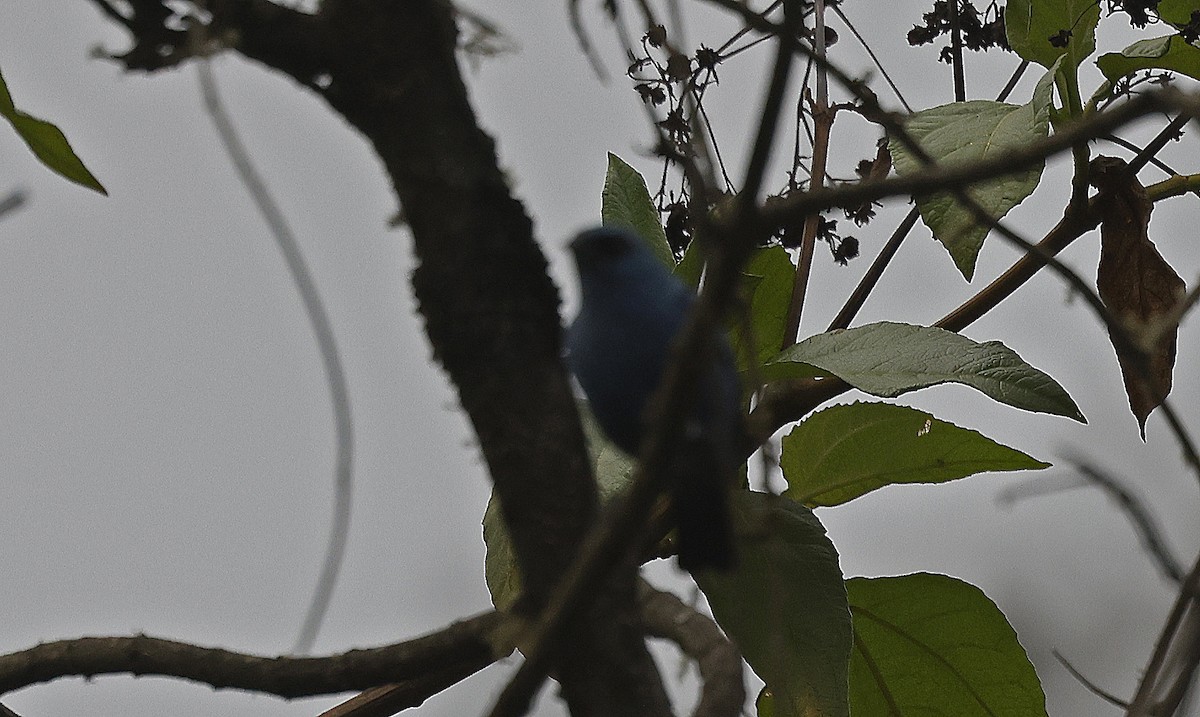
[670,449,737,572]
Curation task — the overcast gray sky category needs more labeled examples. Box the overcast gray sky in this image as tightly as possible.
[1,2,1197,716]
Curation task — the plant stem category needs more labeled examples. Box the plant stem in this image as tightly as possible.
[781,0,830,348]
[1058,67,1091,210]
[826,207,920,331]
[947,0,966,101]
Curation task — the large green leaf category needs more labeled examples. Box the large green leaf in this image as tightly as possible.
[676,243,794,368]
[889,69,1054,280]
[0,67,105,195]
[1005,0,1100,70]
[674,232,705,288]
[848,573,1048,716]
[731,245,794,370]
[481,495,522,612]
[764,322,1085,421]
[697,494,851,717]
[1158,0,1200,26]
[781,402,1049,507]
[601,153,673,266]
[1097,35,1200,87]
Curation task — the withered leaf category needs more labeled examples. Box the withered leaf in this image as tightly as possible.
[1090,156,1186,438]
[666,52,691,82]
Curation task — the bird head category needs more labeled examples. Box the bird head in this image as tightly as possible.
[569,226,672,297]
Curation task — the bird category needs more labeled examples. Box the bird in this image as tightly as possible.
[565,225,738,571]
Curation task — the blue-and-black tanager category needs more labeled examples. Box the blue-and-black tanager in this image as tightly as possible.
[566,225,738,571]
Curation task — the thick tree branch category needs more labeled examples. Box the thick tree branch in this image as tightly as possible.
[205,0,332,87]
[312,2,668,713]
[639,581,745,717]
[309,0,591,618]
[93,0,329,83]
[0,612,505,699]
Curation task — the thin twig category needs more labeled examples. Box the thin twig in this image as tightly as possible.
[1126,552,1200,716]
[0,189,27,219]
[826,207,919,330]
[568,0,610,81]
[197,59,355,656]
[996,60,1030,103]
[1054,651,1130,708]
[1147,174,1200,201]
[1150,399,1200,490]
[791,57,816,182]
[691,87,737,191]
[933,197,1098,334]
[1102,134,1181,178]
[1127,113,1191,175]
[740,0,802,202]
[829,3,911,112]
[715,0,782,56]
[997,469,1186,587]
[721,32,775,60]
[1067,457,1186,584]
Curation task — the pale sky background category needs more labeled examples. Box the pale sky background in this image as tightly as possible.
[0,2,1197,716]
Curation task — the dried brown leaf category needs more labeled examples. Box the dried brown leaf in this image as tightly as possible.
[1090,156,1186,437]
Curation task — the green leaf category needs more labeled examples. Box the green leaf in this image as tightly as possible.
[848,573,1048,717]
[1005,0,1100,70]
[764,322,1086,421]
[1097,36,1200,87]
[697,494,851,717]
[731,246,794,370]
[674,231,705,288]
[0,67,106,195]
[1159,0,1200,26]
[482,494,522,612]
[676,244,793,368]
[780,402,1050,507]
[483,402,635,611]
[889,69,1054,280]
[601,153,673,266]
